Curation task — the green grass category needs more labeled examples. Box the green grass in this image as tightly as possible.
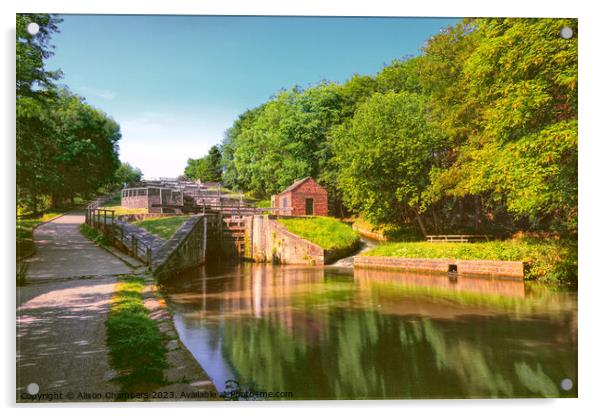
[106,277,167,391]
[277,216,360,250]
[80,223,111,247]
[16,211,66,259]
[362,239,577,283]
[133,215,190,240]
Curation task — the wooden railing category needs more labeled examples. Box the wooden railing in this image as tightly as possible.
[85,207,153,267]
[426,235,491,243]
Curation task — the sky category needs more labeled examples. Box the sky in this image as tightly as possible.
[46,15,460,178]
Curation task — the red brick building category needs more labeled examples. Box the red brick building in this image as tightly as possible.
[271,177,328,216]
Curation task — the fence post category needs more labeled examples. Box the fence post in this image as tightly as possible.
[111,210,115,225]
[132,235,137,258]
[146,246,152,269]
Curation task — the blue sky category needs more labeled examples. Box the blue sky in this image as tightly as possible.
[46,15,460,178]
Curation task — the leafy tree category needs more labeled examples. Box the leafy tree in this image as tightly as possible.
[114,162,143,188]
[332,91,443,235]
[422,18,578,233]
[16,14,122,212]
[184,145,222,182]
[16,14,62,98]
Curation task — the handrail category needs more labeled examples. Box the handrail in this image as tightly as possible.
[85,207,153,268]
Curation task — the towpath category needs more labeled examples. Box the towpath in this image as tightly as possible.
[17,211,133,402]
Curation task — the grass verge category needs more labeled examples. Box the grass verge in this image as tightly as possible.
[362,238,577,283]
[80,223,111,247]
[106,277,167,391]
[133,216,190,240]
[277,216,360,250]
[16,211,66,259]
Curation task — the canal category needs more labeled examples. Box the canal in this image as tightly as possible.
[162,263,577,400]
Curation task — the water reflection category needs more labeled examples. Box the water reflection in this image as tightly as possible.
[163,263,577,399]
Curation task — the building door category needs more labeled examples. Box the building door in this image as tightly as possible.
[305,198,314,215]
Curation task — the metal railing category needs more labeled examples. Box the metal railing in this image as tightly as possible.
[85,207,153,268]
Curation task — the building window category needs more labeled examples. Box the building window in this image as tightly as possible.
[282,198,288,208]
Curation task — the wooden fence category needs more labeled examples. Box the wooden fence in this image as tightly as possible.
[85,207,153,268]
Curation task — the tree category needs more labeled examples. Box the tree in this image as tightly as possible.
[114,162,143,188]
[207,145,222,182]
[332,91,443,235]
[421,18,578,233]
[16,14,62,98]
[183,145,223,182]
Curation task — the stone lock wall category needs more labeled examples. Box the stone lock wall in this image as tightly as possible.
[354,256,525,278]
[152,215,209,280]
[245,215,325,265]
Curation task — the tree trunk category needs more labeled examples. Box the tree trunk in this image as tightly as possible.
[414,208,428,237]
[31,192,38,216]
[474,195,482,230]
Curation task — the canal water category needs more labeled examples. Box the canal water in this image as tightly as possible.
[162,263,577,400]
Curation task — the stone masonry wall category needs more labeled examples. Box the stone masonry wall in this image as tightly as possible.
[355,256,524,278]
[246,215,325,265]
[152,215,209,280]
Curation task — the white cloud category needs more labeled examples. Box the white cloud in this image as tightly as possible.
[118,110,235,179]
[79,86,117,100]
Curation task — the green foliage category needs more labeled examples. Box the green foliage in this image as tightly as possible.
[420,18,578,234]
[106,277,167,390]
[277,217,359,250]
[16,14,63,98]
[222,83,345,198]
[16,14,122,215]
[133,216,190,240]
[79,223,111,247]
[114,162,143,188]
[332,91,442,226]
[184,145,222,182]
[363,238,577,283]
[16,211,65,258]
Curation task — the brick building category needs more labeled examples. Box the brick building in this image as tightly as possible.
[271,177,328,216]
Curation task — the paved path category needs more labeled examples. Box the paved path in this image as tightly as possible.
[25,211,131,281]
[17,276,119,401]
[17,211,133,401]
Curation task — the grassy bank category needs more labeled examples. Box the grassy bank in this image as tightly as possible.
[133,215,190,239]
[16,211,66,259]
[278,216,360,250]
[362,239,577,283]
[106,277,167,390]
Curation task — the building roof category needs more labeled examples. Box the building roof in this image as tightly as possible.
[278,177,320,195]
